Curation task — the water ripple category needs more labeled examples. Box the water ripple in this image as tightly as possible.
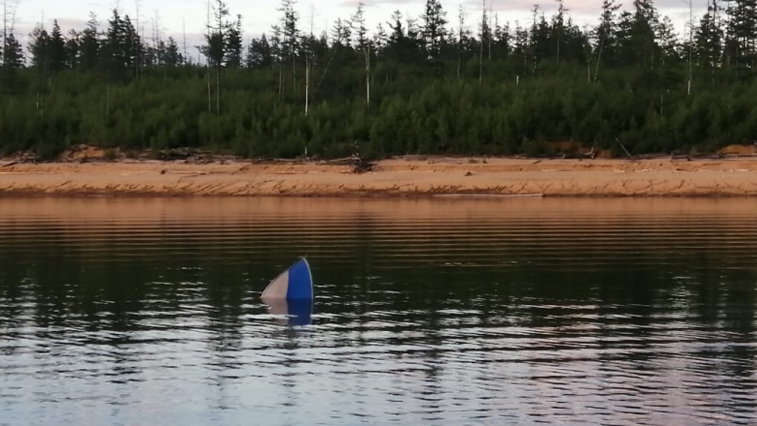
[2,198,757,425]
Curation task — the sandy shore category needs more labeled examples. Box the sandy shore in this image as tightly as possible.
[2,157,757,197]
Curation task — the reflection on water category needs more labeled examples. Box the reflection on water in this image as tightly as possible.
[1,198,757,425]
[262,297,313,326]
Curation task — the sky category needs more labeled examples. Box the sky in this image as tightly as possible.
[12,0,705,56]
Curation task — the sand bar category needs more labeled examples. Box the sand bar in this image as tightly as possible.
[2,157,757,197]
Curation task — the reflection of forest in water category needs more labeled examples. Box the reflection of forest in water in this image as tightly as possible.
[1,198,756,424]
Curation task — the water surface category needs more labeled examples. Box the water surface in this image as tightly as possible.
[2,198,757,425]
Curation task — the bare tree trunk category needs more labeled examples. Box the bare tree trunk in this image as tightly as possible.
[687,0,692,96]
[479,0,485,83]
[2,0,6,55]
[216,65,221,115]
[457,5,465,81]
[2,0,7,70]
[712,0,717,86]
[305,7,313,115]
[134,0,142,78]
[292,53,296,96]
[305,55,310,115]
[594,37,605,83]
[207,66,212,112]
[488,3,492,61]
[365,45,371,108]
[107,83,110,122]
[710,4,715,85]
[531,6,538,78]
[314,32,344,101]
[182,19,188,63]
[205,0,212,112]
[587,60,591,83]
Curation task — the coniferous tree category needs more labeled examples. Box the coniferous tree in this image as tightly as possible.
[455,6,474,79]
[225,15,243,68]
[386,11,418,71]
[352,3,371,106]
[80,13,99,71]
[164,37,182,66]
[492,17,510,60]
[725,0,756,70]
[279,0,299,95]
[353,3,368,50]
[695,1,724,84]
[28,24,50,72]
[421,0,447,61]
[512,22,529,70]
[5,3,757,159]
[3,33,22,68]
[49,20,66,72]
[1,32,24,96]
[103,10,128,78]
[593,0,621,81]
[64,30,81,69]
[203,0,229,114]
[246,34,273,68]
[617,0,659,69]
[552,0,566,63]
[657,16,679,67]
[122,16,141,75]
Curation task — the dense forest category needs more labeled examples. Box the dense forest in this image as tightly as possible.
[1,0,757,159]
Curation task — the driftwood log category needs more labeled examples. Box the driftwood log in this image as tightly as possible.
[322,154,375,173]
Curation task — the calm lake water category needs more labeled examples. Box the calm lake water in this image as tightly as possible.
[2,198,757,425]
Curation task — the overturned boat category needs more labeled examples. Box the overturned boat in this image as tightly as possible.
[261,258,314,325]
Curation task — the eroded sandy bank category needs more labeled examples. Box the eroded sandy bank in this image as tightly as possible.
[2,157,757,197]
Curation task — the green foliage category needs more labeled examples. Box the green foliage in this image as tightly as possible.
[5,1,757,159]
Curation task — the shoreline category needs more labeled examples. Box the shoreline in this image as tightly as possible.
[3,157,757,197]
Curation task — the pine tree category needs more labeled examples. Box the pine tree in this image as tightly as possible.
[122,16,141,76]
[246,34,273,68]
[203,0,229,114]
[3,33,23,68]
[512,22,529,68]
[352,3,368,50]
[352,3,371,107]
[80,13,100,71]
[1,32,24,95]
[104,9,127,77]
[331,18,351,48]
[726,0,757,69]
[593,0,621,80]
[656,16,679,67]
[455,5,472,79]
[386,11,418,67]
[479,1,491,80]
[28,24,50,72]
[64,30,81,69]
[530,12,551,67]
[49,20,67,72]
[225,15,243,68]
[374,23,388,55]
[552,0,566,63]
[279,0,300,95]
[165,37,182,66]
[695,1,723,84]
[493,17,510,59]
[622,0,659,69]
[421,0,447,61]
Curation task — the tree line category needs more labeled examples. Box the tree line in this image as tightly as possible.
[1,0,757,160]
